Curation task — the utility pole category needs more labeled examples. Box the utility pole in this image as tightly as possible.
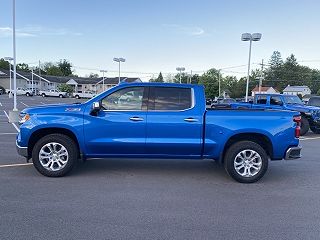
[189,70,192,84]
[38,60,41,91]
[218,70,221,97]
[259,59,264,93]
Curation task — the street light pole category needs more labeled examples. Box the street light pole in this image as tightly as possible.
[218,70,221,97]
[12,0,17,111]
[113,58,126,84]
[100,70,107,91]
[176,67,185,84]
[241,32,262,102]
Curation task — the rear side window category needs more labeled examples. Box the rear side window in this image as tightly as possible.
[270,96,283,106]
[256,95,267,104]
[150,87,192,111]
[308,98,320,107]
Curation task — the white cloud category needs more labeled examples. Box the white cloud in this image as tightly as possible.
[0,25,82,38]
[162,24,205,36]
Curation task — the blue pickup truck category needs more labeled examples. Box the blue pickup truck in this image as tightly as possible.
[16,83,302,183]
[231,94,320,135]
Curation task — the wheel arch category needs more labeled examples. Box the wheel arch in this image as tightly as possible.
[28,127,81,159]
[220,133,273,163]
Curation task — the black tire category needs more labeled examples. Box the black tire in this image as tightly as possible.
[26,92,30,96]
[59,94,63,98]
[310,126,320,134]
[42,93,46,97]
[300,116,310,136]
[32,134,78,177]
[224,141,268,183]
[75,95,80,99]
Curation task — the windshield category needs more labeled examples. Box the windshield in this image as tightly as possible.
[283,95,303,105]
[308,97,320,107]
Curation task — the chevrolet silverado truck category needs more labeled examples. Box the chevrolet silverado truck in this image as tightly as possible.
[16,83,302,183]
[231,94,320,135]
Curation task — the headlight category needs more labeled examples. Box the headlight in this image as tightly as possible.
[19,113,30,124]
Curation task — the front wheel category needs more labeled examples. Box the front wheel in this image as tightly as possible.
[32,134,78,177]
[59,94,63,98]
[42,93,46,97]
[300,116,310,136]
[26,92,30,96]
[224,141,268,183]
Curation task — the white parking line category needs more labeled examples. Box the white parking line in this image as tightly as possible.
[0,163,33,168]
[0,133,17,135]
[3,110,20,132]
[20,101,29,107]
[40,102,45,105]
[300,136,320,141]
[0,102,2,106]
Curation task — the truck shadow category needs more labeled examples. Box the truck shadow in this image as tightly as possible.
[72,158,229,180]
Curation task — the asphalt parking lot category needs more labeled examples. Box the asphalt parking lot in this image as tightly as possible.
[1,94,320,240]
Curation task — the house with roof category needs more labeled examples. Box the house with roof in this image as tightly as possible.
[282,85,311,97]
[0,69,142,94]
[251,85,278,96]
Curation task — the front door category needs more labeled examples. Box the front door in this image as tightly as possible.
[84,86,148,157]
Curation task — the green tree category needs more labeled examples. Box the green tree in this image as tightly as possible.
[17,63,30,72]
[88,73,99,78]
[58,83,74,94]
[58,59,73,76]
[150,72,164,82]
[198,68,219,98]
[317,88,320,96]
[0,58,10,69]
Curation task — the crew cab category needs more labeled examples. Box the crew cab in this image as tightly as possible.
[16,83,302,183]
[231,94,320,135]
[40,89,68,98]
[73,91,96,99]
[8,87,34,96]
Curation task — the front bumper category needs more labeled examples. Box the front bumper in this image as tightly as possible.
[16,140,28,158]
[285,146,302,160]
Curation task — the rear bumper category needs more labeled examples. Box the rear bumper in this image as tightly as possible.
[16,140,28,158]
[285,146,302,160]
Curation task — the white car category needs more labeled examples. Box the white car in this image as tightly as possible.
[40,89,68,98]
[73,91,96,99]
[16,87,34,96]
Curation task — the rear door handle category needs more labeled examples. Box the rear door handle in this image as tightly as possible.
[130,117,144,122]
[184,117,198,122]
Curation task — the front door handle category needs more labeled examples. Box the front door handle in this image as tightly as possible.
[184,117,198,122]
[130,117,144,122]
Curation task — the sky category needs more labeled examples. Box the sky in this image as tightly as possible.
[1,0,320,80]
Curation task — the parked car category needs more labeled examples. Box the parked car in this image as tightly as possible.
[206,98,212,106]
[308,96,320,107]
[17,83,301,183]
[16,88,34,96]
[73,91,96,99]
[231,94,320,135]
[39,89,68,98]
[211,98,236,109]
[0,89,3,95]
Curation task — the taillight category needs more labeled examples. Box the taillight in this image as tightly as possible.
[293,116,301,138]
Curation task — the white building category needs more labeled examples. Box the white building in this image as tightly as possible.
[251,86,278,97]
[282,85,311,97]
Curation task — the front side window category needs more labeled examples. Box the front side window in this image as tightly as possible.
[256,95,267,104]
[101,87,144,111]
[151,87,192,111]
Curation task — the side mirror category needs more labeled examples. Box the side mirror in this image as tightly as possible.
[90,101,101,116]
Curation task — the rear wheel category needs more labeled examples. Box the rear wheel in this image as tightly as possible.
[26,92,30,96]
[224,141,268,183]
[300,116,310,136]
[59,94,63,98]
[42,93,46,97]
[75,95,80,99]
[32,134,78,177]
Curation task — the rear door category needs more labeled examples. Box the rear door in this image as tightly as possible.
[146,86,203,157]
[253,95,268,109]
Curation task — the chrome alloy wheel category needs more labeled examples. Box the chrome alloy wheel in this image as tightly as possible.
[39,142,69,171]
[234,149,262,177]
